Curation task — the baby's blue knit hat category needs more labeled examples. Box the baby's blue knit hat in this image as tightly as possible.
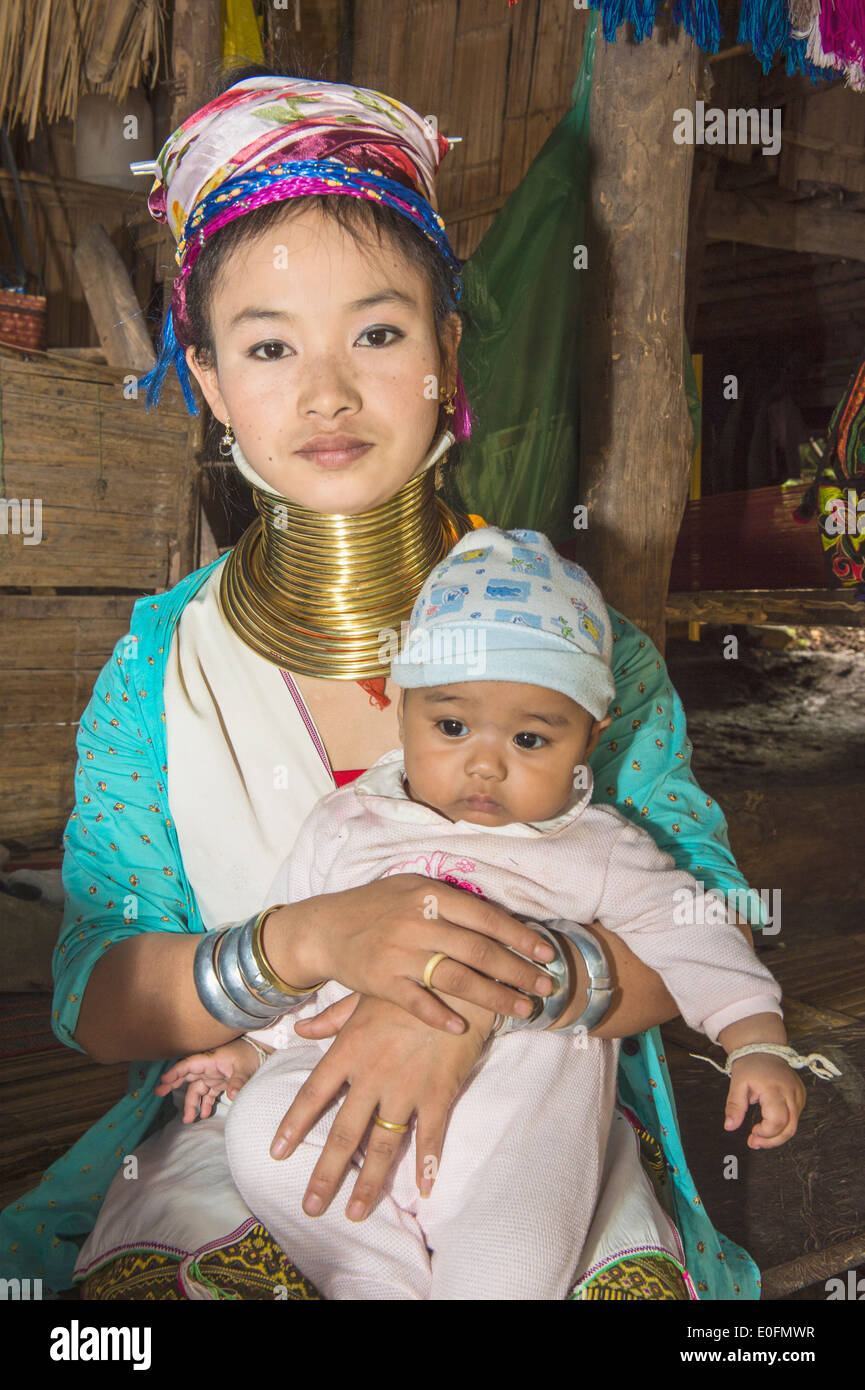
[389,527,615,720]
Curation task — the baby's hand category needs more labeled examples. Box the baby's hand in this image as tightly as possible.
[723,1053,806,1149]
[155,1040,262,1123]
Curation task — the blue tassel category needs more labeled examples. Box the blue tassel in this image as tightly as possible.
[589,0,719,50]
[630,0,662,43]
[589,0,629,44]
[736,0,789,73]
[137,307,199,416]
[782,30,836,84]
[672,0,722,52]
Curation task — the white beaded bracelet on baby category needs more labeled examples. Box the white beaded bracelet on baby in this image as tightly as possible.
[689,1042,842,1080]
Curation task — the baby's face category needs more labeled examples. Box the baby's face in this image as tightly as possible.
[398,682,610,826]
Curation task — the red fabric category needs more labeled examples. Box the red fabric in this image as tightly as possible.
[332,768,367,787]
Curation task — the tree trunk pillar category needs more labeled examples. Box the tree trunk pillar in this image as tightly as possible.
[579,13,698,654]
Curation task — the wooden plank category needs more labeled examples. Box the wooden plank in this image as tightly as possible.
[402,0,458,139]
[0,1042,129,1213]
[781,85,865,195]
[720,785,865,902]
[2,669,113,724]
[662,1019,865,1278]
[503,0,540,121]
[761,1235,865,1300]
[0,594,141,844]
[450,29,509,182]
[669,484,827,593]
[45,348,107,363]
[696,277,865,338]
[528,0,584,119]
[708,189,865,263]
[72,223,155,372]
[666,590,865,628]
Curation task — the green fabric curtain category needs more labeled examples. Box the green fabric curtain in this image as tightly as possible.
[448,11,701,542]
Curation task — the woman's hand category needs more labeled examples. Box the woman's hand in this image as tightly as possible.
[263,875,558,1033]
[269,993,494,1221]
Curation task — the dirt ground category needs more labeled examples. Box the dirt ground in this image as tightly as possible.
[665,624,865,797]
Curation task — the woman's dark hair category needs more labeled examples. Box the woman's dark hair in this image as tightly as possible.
[180,61,463,390]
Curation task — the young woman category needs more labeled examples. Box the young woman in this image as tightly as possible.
[1,66,763,1301]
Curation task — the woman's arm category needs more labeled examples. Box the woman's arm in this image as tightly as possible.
[75,883,559,1063]
[547,914,754,1038]
[57,627,243,1063]
[75,933,244,1063]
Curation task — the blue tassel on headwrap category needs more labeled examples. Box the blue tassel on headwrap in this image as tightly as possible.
[137,305,199,415]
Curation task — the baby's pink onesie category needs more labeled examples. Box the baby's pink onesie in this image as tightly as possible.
[224,748,780,1300]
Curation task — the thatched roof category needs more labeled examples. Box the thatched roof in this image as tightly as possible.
[0,0,167,139]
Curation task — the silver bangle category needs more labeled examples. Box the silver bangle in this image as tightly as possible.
[236,912,315,1007]
[491,919,613,1038]
[217,923,281,1020]
[193,928,284,1031]
[547,919,613,1033]
[492,922,572,1037]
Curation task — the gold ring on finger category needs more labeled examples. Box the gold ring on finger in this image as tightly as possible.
[374,1115,409,1134]
[423,951,449,990]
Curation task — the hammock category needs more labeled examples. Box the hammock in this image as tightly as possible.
[448,13,701,545]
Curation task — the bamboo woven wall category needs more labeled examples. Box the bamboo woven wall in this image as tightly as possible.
[0,597,139,849]
[352,0,588,260]
[0,348,200,845]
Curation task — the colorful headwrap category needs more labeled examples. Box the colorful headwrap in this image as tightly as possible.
[139,76,470,438]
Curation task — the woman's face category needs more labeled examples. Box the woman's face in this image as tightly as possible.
[185,203,461,513]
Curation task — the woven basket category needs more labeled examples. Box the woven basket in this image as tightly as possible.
[0,289,46,350]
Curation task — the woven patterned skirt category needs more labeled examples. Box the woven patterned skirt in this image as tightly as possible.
[79,1120,691,1301]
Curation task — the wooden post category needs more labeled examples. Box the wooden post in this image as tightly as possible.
[685,148,716,344]
[169,0,223,130]
[579,14,698,653]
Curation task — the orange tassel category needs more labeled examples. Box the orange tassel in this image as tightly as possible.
[356,677,391,710]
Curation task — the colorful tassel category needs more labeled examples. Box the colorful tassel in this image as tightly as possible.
[672,0,722,52]
[820,0,865,66]
[137,306,199,415]
[510,0,854,86]
[587,0,721,46]
[736,0,791,70]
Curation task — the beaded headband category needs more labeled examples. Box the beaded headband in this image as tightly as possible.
[138,76,469,434]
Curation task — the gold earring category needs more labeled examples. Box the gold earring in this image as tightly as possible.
[439,386,456,416]
[219,419,235,458]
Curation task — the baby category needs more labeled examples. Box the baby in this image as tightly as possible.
[159,526,814,1301]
